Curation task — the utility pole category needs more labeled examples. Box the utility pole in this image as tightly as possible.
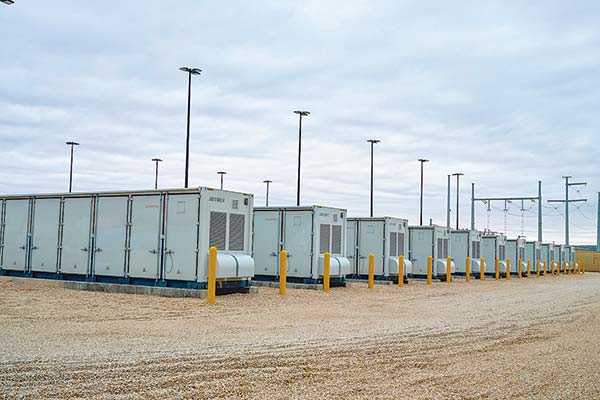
[152,158,162,190]
[418,159,429,225]
[217,171,227,190]
[293,110,310,206]
[179,66,202,188]
[65,141,80,193]
[597,192,600,251]
[548,176,587,245]
[367,139,380,217]
[471,182,542,239]
[447,175,451,228]
[263,180,272,206]
[452,173,464,230]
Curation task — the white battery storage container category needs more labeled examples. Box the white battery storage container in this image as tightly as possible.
[554,244,565,270]
[506,237,526,275]
[540,243,554,273]
[408,225,455,280]
[0,188,255,290]
[346,217,412,282]
[480,233,507,276]
[524,241,541,273]
[252,206,351,283]
[450,229,484,277]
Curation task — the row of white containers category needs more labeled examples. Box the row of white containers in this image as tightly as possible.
[1,191,579,285]
[0,188,255,287]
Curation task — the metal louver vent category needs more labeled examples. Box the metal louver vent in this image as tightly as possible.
[437,238,443,259]
[390,232,398,257]
[320,224,330,254]
[232,199,239,210]
[228,214,245,251]
[398,233,405,256]
[444,239,449,258]
[331,225,342,254]
[499,244,506,260]
[209,211,227,250]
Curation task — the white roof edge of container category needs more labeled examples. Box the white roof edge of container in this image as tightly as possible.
[0,186,254,200]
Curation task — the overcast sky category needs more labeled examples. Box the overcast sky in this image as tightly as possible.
[0,1,598,245]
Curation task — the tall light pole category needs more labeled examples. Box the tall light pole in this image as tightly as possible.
[65,141,79,193]
[179,66,202,188]
[293,110,310,206]
[263,180,272,206]
[446,175,451,227]
[152,158,162,190]
[367,139,380,217]
[417,159,429,225]
[217,171,226,190]
[452,173,464,230]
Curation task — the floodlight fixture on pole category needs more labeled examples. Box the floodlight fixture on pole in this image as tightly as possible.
[452,172,464,230]
[217,171,227,190]
[152,158,163,190]
[367,139,381,217]
[65,141,80,193]
[179,66,202,188]
[263,180,272,206]
[293,110,310,206]
[418,159,429,225]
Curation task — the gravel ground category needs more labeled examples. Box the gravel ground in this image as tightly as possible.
[1,274,600,399]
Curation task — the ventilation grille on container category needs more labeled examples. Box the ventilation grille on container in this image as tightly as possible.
[499,244,506,260]
[536,249,541,260]
[398,233,405,256]
[519,248,525,260]
[228,214,245,251]
[209,211,227,250]
[390,232,398,257]
[437,238,448,259]
[232,199,239,210]
[331,225,342,254]
[320,224,331,254]
[472,241,481,259]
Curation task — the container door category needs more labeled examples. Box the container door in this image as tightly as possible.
[30,198,61,273]
[94,196,128,277]
[345,221,358,275]
[410,229,433,275]
[128,195,162,279]
[284,210,313,278]
[253,210,281,276]
[60,197,92,275]
[358,221,384,275]
[164,194,199,282]
[1,199,30,271]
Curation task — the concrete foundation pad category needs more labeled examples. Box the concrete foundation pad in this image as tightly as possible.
[346,279,395,286]
[252,280,350,291]
[0,277,257,298]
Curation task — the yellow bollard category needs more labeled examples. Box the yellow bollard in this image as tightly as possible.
[398,255,404,287]
[543,260,547,277]
[207,246,217,304]
[480,258,485,281]
[323,252,331,292]
[466,257,471,283]
[506,258,511,281]
[279,250,287,296]
[427,256,433,285]
[495,258,500,280]
[527,259,531,278]
[368,253,375,289]
[446,256,452,283]
[518,258,522,279]
[536,259,540,277]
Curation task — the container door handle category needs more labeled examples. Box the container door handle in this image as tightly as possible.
[81,247,88,252]
[32,246,39,250]
[165,250,174,255]
[95,248,103,253]
[19,245,26,250]
[149,249,158,254]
